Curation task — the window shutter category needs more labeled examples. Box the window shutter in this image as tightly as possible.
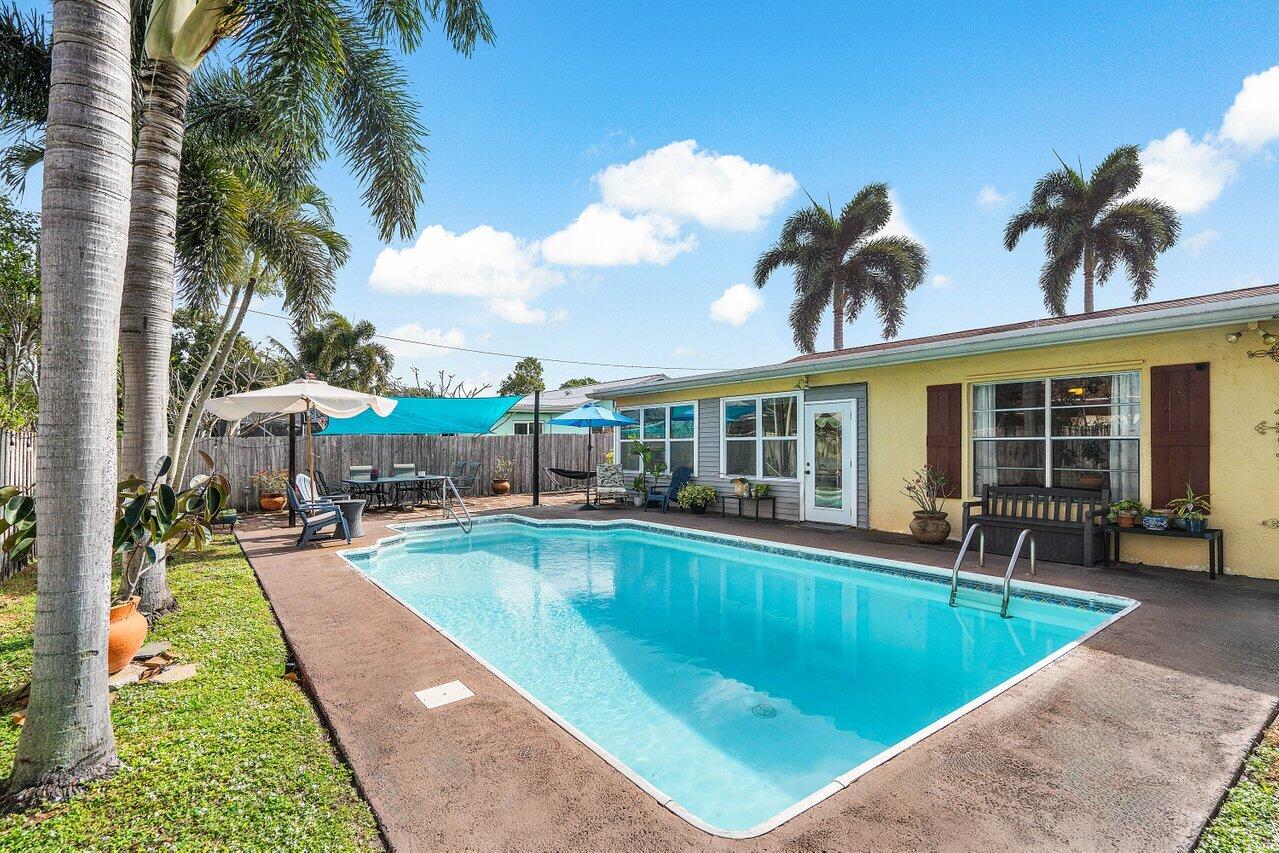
[926,383,963,497]
[1150,363,1210,509]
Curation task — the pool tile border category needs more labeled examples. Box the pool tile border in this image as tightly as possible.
[337,513,1139,838]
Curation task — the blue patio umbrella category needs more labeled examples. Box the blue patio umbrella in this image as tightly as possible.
[548,404,638,509]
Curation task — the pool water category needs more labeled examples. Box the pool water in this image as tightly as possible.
[345,519,1132,836]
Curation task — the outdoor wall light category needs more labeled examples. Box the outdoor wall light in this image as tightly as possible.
[1226,330,1244,343]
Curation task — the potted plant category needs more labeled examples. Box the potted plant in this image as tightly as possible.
[902,466,951,544]
[1108,499,1145,528]
[1167,485,1212,533]
[677,483,718,515]
[733,476,751,497]
[1077,443,1106,490]
[1,454,227,673]
[630,474,648,507]
[753,482,771,498]
[491,458,514,495]
[251,467,289,511]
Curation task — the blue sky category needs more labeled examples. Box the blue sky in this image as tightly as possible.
[19,1,1279,390]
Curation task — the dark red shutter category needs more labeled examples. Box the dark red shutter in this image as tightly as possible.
[1150,363,1210,510]
[926,383,963,497]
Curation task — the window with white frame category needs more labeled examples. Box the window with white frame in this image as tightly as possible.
[721,394,798,479]
[513,421,541,435]
[617,403,696,474]
[972,372,1139,500]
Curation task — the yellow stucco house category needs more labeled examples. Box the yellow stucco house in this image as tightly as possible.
[605,284,1279,579]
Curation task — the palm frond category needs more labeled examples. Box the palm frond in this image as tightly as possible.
[0,135,42,193]
[332,18,428,241]
[1089,144,1143,207]
[0,3,49,134]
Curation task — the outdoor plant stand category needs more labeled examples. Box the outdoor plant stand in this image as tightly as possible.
[719,494,777,520]
[1104,523,1226,578]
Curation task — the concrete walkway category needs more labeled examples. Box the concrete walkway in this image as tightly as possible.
[237,502,1279,851]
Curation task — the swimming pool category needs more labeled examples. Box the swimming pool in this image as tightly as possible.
[342,516,1136,837]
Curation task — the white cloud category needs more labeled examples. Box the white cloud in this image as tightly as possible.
[369,224,563,323]
[596,139,796,231]
[880,190,923,244]
[582,129,636,158]
[538,203,696,267]
[1183,228,1222,257]
[1220,66,1279,151]
[487,298,547,324]
[551,307,569,322]
[1135,129,1238,214]
[976,185,1013,211]
[931,274,953,289]
[709,284,763,326]
[384,323,466,360]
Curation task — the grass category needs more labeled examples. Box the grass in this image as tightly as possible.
[0,540,380,852]
[1199,720,1279,852]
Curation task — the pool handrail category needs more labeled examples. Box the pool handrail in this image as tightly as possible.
[949,522,986,607]
[1000,529,1037,618]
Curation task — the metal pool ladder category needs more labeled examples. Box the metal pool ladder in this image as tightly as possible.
[998,529,1037,618]
[441,477,473,534]
[948,523,986,607]
[949,524,1037,618]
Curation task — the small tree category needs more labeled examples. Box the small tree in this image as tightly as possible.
[499,356,545,396]
[558,376,598,389]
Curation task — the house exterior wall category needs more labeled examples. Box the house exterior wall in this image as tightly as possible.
[612,322,1279,579]
[490,411,589,435]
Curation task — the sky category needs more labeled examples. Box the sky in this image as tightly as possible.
[17,1,1279,391]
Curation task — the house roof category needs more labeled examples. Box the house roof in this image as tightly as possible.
[511,374,668,413]
[603,283,1279,399]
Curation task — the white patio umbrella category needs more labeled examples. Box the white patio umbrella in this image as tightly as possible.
[206,378,397,514]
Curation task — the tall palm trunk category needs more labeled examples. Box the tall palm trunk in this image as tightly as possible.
[831,276,845,350]
[1082,237,1096,314]
[4,0,133,807]
[118,59,191,618]
[174,279,256,483]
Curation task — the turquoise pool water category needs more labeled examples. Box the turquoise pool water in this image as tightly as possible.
[345,518,1132,836]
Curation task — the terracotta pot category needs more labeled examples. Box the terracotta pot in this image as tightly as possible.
[1117,512,1137,528]
[259,493,286,512]
[491,479,511,496]
[1077,472,1105,490]
[107,596,148,675]
[909,510,951,544]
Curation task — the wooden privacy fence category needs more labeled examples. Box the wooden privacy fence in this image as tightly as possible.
[0,430,36,581]
[193,433,610,510]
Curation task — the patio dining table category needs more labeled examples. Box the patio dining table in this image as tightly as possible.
[342,474,452,510]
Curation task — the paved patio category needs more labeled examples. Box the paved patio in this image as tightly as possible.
[236,498,1279,851]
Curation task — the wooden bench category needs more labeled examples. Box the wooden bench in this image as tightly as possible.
[961,485,1109,566]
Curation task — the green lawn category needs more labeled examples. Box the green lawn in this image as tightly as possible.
[0,540,380,852]
[1200,720,1279,852]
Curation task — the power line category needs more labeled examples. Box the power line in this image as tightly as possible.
[240,305,731,373]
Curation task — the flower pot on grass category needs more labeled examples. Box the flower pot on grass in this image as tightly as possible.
[108,596,148,675]
[909,510,951,544]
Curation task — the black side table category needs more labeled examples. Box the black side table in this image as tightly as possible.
[1103,523,1225,578]
[720,495,777,520]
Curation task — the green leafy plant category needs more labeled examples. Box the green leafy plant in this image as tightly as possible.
[492,458,515,480]
[250,468,289,495]
[628,441,666,494]
[902,466,949,514]
[630,474,648,494]
[0,454,228,604]
[1107,499,1146,521]
[677,483,718,509]
[1167,485,1212,520]
[753,483,771,498]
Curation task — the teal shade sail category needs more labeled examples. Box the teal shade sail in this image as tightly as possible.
[318,396,522,435]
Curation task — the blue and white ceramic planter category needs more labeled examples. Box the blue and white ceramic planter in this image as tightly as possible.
[1142,514,1169,531]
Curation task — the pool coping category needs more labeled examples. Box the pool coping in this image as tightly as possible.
[335,513,1139,839]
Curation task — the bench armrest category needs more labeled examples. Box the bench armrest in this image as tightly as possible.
[961,499,983,510]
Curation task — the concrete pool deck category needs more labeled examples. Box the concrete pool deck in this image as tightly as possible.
[236,501,1279,851]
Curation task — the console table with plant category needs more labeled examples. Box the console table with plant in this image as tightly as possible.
[1104,486,1224,576]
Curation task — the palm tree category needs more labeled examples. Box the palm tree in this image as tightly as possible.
[168,76,351,485]
[754,184,929,353]
[1004,146,1181,315]
[4,0,134,808]
[277,312,395,394]
[120,0,493,498]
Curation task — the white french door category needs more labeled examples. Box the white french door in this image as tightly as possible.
[803,400,857,525]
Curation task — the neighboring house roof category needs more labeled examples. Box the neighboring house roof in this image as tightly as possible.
[608,283,1279,398]
[511,374,668,413]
